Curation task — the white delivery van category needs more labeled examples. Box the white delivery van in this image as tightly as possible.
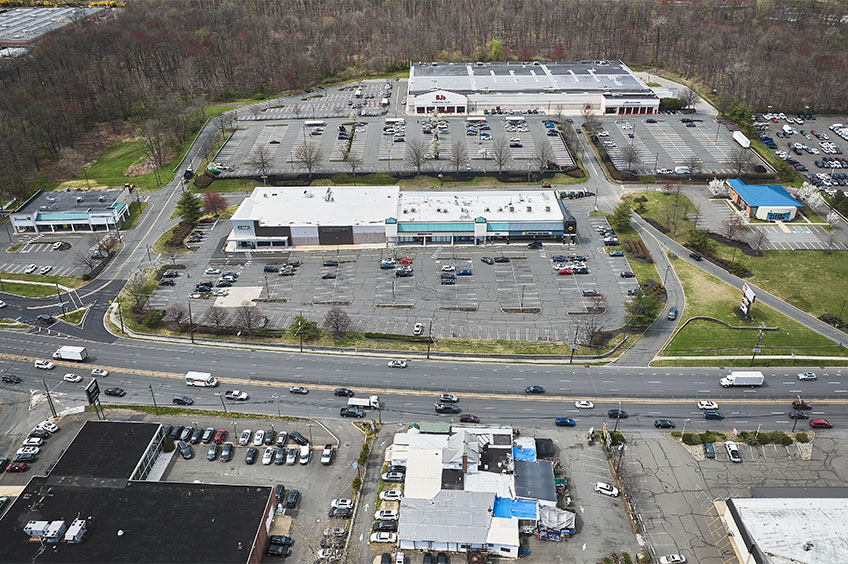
[674,166,691,175]
[185,371,218,387]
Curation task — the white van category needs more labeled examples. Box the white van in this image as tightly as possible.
[674,166,691,175]
[185,371,218,387]
[299,444,311,465]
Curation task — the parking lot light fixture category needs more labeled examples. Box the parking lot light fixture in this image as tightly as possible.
[215,392,228,414]
[682,418,690,436]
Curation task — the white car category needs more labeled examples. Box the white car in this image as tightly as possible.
[212,289,229,296]
[17,446,40,456]
[204,268,221,275]
[370,532,397,543]
[797,372,817,381]
[91,368,109,377]
[374,509,399,521]
[659,556,687,564]
[574,400,594,409]
[24,264,37,274]
[22,437,43,447]
[238,429,252,446]
[63,373,82,383]
[38,420,59,433]
[331,498,353,509]
[253,430,265,446]
[262,447,275,465]
[388,360,407,369]
[34,360,55,370]
[39,266,52,275]
[594,482,619,497]
[379,490,402,501]
[697,401,719,410]
[440,265,455,272]
[725,441,742,463]
[413,323,424,336]
[0,300,6,308]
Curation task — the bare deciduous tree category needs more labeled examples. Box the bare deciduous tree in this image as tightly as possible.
[168,304,188,326]
[491,137,512,174]
[293,141,323,177]
[620,143,641,173]
[213,115,234,142]
[531,139,555,173]
[581,106,600,133]
[722,215,745,239]
[346,154,361,184]
[751,228,768,251]
[579,312,607,346]
[728,147,752,177]
[74,251,98,273]
[324,306,351,338]
[683,155,702,175]
[247,144,272,177]
[680,86,699,110]
[205,306,228,330]
[236,302,263,334]
[448,141,468,174]
[405,138,425,173]
[124,272,150,308]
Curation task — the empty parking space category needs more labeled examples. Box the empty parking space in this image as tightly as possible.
[312,261,356,305]
[374,268,415,307]
[495,259,540,312]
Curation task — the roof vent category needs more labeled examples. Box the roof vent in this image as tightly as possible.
[545,205,551,212]
[527,205,532,212]
[410,207,416,212]
[402,209,408,214]
[509,206,514,212]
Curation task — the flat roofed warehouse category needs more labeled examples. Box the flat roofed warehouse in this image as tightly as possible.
[11,188,131,234]
[407,60,659,115]
[0,7,105,48]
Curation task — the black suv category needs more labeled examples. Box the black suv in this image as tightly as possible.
[245,447,258,464]
[608,409,628,419]
[289,431,309,446]
[434,403,461,414]
[286,489,300,508]
[2,374,21,384]
[172,396,193,406]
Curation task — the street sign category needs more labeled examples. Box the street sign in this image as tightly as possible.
[85,378,100,405]
[740,302,749,315]
[753,348,760,353]
[742,282,756,304]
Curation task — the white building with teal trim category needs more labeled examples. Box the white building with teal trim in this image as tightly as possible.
[11,188,131,234]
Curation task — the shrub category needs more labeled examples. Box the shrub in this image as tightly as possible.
[166,221,196,248]
[682,432,701,445]
[622,553,633,564]
[141,309,165,329]
[622,239,653,263]
[669,431,681,439]
[795,432,810,443]
[699,431,718,444]
[352,475,362,493]
[727,261,750,277]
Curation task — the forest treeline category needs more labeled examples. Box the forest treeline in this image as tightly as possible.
[0,0,846,197]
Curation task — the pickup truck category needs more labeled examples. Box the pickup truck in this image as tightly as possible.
[224,390,249,401]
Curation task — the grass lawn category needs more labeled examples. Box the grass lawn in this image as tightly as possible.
[0,318,29,329]
[152,225,193,255]
[6,243,22,253]
[0,281,62,298]
[0,271,84,289]
[121,201,149,230]
[652,358,848,368]
[191,178,258,194]
[661,260,847,357]
[614,227,661,285]
[204,104,240,119]
[60,307,88,325]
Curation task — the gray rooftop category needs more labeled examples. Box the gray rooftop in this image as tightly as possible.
[513,459,556,502]
[15,189,123,215]
[410,61,649,95]
[399,490,495,544]
[0,7,102,44]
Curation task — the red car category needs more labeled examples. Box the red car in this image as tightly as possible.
[459,414,480,423]
[810,419,832,429]
[6,462,28,472]
[213,429,228,445]
[398,258,413,265]
[620,271,635,278]
[557,268,572,275]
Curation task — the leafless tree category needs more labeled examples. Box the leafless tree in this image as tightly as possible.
[581,106,600,133]
[531,139,555,173]
[346,154,361,184]
[213,115,234,142]
[57,147,85,180]
[292,104,302,118]
[164,250,178,265]
[824,231,837,255]
[168,304,188,327]
[124,272,150,308]
[448,141,468,174]
[74,251,98,273]
[751,228,768,251]
[199,133,217,164]
[659,201,678,232]
[728,147,752,177]
[324,306,351,338]
[722,215,745,239]
[680,86,699,110]
[293,141,323,177]
[579,313,607,346]
[236,302,263,334]
[405,138,425,173]
[205,306,229,330]
[491,137,512,174]
[247,144,272,177]
[683,155,702,175]
[620,143,641,173]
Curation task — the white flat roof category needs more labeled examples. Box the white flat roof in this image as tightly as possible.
[231,185,399,226]
[397,190,561,223]
[403,448,444,500]
[731,498,848,563]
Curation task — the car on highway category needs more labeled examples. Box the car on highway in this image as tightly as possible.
[380,489,402,501]
[172,396,193,406]
[459,414,479,423]
[555,418,576,427]
[388,360,407,369]
[434,403,461,414]
[594,482,619,497]
[697,401,718,410]
[334,388,354,397]
[525,385,545,394]
[654,419,675,429]
[574,400,594,409]
[104,387,125,397]
[607,409,628,419]
[797,371,817,381]
[703,410,724,420]
[689,252,703,261]
[289,386,308,394]
[438,393,458,403]
[810,419,832,429]
[34,360,55,370]
[2,374,21,384]
[91,368,109,377]
[788,410,809,419]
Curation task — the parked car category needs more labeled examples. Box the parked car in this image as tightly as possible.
[262,446,275,465]
[370,532,397,543]
[372,520,398,532]
[382,471,405,483]
[245,447,258,464]
[220,443,234,462]
[321,444,334,465]
[177,440,193,460]
[379,490,402,501]
[659,556,687,564]
[725,441,742,463]
[289,431,309,445]
[202,427,215,443]
[286,447,298,465]
[594,482,619,497]
[703,443,715,459]
[238,430,251,446]
[206,443,219,461]
[286,489,300,508]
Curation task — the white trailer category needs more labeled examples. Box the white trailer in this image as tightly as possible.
[732,131,750,148]
[720,371,764,388]
[52,346,87,362]
[347,395,380,409]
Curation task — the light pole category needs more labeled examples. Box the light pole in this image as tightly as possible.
[682,418,691,436]
[187,299,195,344]
[215,392,228,414]
[149,385,159,415]
[613,401,622,433]
[273,394,281,418]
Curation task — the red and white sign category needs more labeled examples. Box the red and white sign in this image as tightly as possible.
[741,283,756,304]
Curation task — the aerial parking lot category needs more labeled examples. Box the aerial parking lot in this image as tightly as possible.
[597,112,769,176]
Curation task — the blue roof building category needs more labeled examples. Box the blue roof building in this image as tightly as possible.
[725,179,802,221]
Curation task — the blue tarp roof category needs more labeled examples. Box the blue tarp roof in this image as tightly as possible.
[727,179,801,208]
[512,446,536,462]
[492,497,537,519]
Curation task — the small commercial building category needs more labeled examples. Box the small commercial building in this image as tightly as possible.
[227,186,576,249]
[11,188,131,234]
[726,179,802,221]
[408,60,658,115]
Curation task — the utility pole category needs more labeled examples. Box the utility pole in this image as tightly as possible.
[750,322,765,366]
[427,320,433,360]
[55,283,63,307]
[217,393,228,414]
[42,379,57,418]
[117,297,125,334]
[149,384,159,415]
[187,299,195,344]
[613,401,622,433]
[146,244,152,264]
[264,274,271,299]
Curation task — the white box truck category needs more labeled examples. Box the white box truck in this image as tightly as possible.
[720,371,764,388]
[347,395,380,409]
[52,346,87,362]
[732,131,750,148]
[185,371,218,387]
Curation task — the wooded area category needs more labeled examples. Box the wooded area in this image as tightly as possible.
[0,0,845,200]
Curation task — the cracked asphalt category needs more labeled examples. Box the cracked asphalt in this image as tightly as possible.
[621,431,848,563]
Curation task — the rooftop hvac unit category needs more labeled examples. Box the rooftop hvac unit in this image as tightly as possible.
[25,521,50,537]
[44,521,66,543]
[304,191,313,198]
[484,208,490,212]
[402,209,408,214]
[64,519,86,543]
[545,206,551,212]
[527,206,532,212]
[410,207,416,212]
[509,206,514,212]
[436,207,441,212]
